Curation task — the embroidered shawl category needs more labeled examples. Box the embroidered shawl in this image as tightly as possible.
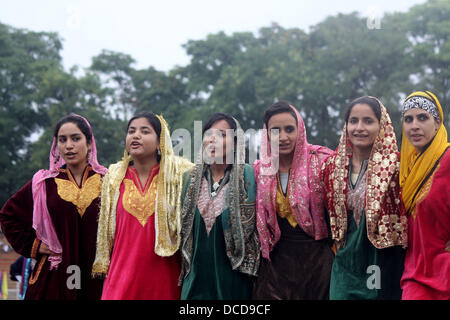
[92,115,193,277]
[254,105,332,260]
[322,98,408,250]
[179,117,260,282]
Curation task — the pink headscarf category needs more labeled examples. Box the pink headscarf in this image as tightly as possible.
[254,105,332,260]
[31,114,107,269]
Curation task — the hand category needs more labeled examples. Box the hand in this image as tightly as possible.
[38,242,60,256]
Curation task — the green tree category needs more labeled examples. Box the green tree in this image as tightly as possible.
[0,23,63,206]
[401,0,450,127]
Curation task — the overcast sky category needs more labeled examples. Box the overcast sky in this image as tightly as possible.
[0,0,426,72]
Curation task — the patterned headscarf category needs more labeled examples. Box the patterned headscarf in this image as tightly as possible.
[180,117,260,279]
[402,96,439,120]
[322,97,407,249]
[254,105,332,260]
[400,91,450,214]
[92,114,193,277]
[31,114,107,270]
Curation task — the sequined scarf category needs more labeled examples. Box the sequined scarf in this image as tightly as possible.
[179,117,260,282]
[254,105,333,260]
[92,115,193,277]
[322,98,408,250]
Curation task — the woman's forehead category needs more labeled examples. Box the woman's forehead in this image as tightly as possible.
[58,122,83,136]
[268,112,297,127]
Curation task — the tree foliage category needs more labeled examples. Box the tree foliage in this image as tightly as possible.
[1,0,449,207]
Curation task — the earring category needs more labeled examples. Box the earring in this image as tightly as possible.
[157,149,161,156]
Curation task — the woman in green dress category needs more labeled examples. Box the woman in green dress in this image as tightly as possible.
[179,112,260,300]
[321,96,408,299]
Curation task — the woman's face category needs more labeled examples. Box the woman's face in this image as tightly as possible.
[56,122,91,170]
[267,112,298,158]
[403,108,440,153]
[203,119,234,164]
[126,117,160,160]
[347,103,380,153]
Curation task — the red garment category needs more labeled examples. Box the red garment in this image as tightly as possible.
[101,165,181,300]
[321,102,407,250]
[400,150,450,300]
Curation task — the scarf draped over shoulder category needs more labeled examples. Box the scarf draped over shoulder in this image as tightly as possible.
[400,91,450,214]
[92,115,193,277]
[32,114,107,270]
[255,105,333,260]
[322,98,407,250]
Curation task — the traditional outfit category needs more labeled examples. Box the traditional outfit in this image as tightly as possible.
[92,115,193,300]
[322,98,408,300]
[0,115,107,300]
[179,118,260,300]
[399,91,450,300]
[252,105,334,300]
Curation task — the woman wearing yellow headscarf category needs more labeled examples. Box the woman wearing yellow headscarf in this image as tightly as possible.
[399,91,450,300]
[92,111,193,299]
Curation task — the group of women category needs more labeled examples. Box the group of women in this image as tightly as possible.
[0,90,448,300]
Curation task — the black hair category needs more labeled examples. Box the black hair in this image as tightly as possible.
[127,111,162,140]
[53,114,92,145]
[263,101,298,128]
[202,113,237,136]
[344,96,382,123]
[126,111,162,162]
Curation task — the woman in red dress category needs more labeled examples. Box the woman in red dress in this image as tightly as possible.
[92,111,193,300]
[399,91,450,300]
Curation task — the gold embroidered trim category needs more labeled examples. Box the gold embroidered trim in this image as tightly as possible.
[55,171,102,217]
[28,255,46,285]
[92,156,130,277]
[122,173,158,227]
[154,115,194,257]
[30,238,41,259]
[276,174,297,228]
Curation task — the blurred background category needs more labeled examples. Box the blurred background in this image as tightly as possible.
[0,0,449,299]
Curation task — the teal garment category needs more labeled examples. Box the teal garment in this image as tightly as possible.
[329,211,405,300]
[179,164,257,300]
[180,207,252,300]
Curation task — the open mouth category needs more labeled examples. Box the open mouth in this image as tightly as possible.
[65,152,76,159]
[130,142,141,148]
[206,144,220,152]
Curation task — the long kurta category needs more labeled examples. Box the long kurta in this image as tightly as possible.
[0,166,103,300]
[400,150,450,300]
[330,213,405,300]
[180,165,256,300]
[101,165,181,300]
[180,209,252,300]
[329,166,405,300]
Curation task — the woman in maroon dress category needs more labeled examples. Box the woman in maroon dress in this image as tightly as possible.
[0,114,107,300]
